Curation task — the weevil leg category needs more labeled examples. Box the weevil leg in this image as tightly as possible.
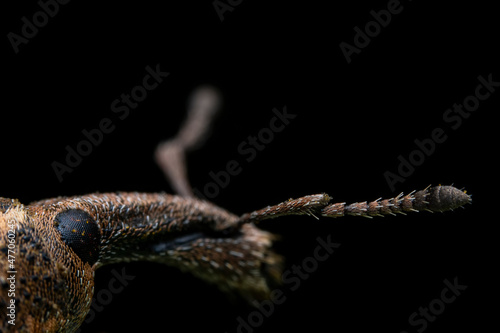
[155,86,221,197]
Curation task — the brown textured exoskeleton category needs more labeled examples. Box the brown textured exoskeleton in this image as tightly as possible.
[0,87,471,332]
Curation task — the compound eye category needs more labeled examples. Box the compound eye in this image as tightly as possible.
[55,209,100,265]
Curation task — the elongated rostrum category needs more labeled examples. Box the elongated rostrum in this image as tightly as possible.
[0,88,471,332]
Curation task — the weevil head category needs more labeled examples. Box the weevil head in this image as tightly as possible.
[0,197,97,332]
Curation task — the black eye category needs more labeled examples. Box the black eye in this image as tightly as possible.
[55,209,100,265]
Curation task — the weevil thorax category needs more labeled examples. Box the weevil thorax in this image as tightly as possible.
[0,197,96,333]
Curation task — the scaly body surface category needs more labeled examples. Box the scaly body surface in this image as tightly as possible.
[0,88,471,332]
[0,185,471,332]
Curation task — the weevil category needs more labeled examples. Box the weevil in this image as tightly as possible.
[0,87,471,332]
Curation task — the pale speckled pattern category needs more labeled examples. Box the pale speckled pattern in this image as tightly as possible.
[0,193,281,332]
[0,185,470,332]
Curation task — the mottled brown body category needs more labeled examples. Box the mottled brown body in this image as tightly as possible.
[0,185,471,332]
[0,88,472,332]
[0,193,283,332]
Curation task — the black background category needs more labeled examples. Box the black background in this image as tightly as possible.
[2,1,497,332]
